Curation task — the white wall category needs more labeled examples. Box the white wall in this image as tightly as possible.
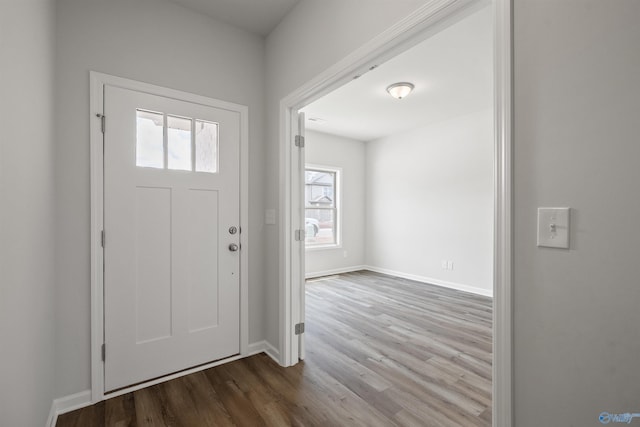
[365,109,493,295]
[265,0,429,356]
[514,1,640,425]
[0,0,56,425]
[54,0,266,397]
[304,131,366,276]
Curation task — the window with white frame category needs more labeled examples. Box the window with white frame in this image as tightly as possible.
[305,166,340,247]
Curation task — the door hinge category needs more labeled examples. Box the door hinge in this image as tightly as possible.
[294,229,306,241]
[101,230,105,248]
[295,135,305,148]
[97,113,105,133]
[295,323,305,335]
[101,343,106,362]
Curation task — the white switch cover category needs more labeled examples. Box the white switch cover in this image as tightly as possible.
[265,209,276,225]
[537,207,570,249]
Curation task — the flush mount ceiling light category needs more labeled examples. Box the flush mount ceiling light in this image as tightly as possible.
[386,82,415,99]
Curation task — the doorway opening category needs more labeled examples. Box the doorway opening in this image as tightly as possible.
[279,0,512,425]
[301,3,493,423]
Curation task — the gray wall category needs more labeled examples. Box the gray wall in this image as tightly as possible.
[304,131,366,276]
[514,1,640,425]
[306,109,493,296]
[0,0,56,425]
[54,0,266,397]
[366,109,494,295]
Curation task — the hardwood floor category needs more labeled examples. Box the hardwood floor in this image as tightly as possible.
[57,271,492,426]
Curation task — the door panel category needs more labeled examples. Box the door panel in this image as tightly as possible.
[296,111,306,361]
[291,112,306,363]
[187,189,220,332]
[135,186,172,343]
[103,85,240,391]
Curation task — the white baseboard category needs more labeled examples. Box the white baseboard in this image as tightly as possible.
[363,265,493,297]
[247,340,281,365]
[46,402,56,427]
[47,390,92,427]
[264,341,280,364]
[305,265,366,279]
[247,340,267,355]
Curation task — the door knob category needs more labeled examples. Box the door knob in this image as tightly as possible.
[228,243,239,252]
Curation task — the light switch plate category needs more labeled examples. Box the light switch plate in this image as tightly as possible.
[265,209,276,225]
[537,207,570,249]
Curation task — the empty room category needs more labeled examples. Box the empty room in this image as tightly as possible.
[300,5,494,424]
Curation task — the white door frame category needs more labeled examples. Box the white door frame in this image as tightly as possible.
[278,0,513,426]
[89,72,250,402]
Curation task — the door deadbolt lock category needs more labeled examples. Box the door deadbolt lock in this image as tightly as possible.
[229,226,238,235]
[228,243,239,252]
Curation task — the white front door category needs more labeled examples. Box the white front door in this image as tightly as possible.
[103,85,241,392]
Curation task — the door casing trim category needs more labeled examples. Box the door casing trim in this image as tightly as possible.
[277,0,513,425]
[89,71,250,402]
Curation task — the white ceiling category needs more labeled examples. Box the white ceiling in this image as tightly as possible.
[302,5,493,142]
[169,0,300,36]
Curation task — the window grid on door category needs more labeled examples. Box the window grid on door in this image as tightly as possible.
[136,109,219,173]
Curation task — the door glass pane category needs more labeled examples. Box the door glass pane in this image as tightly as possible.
[195,120,218,173]
[305,209,336,246]
[168,115,192,171]
[136,110,164,169]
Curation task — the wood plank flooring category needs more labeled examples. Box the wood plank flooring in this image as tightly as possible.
[57,270,492,426]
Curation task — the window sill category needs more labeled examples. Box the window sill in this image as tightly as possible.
[305,244,342,252]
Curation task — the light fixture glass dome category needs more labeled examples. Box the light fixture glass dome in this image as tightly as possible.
[386,82,415,99]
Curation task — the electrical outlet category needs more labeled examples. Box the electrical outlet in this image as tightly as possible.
[343,250,348,258]
[448,261,454,270]
[441,260,448,269]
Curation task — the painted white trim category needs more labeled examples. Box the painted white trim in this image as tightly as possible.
[239,88,251,360]
[47,390,92,427]
[493,0,514,424]
[89,72,105,404]
[54,390,92,415]
[304,244,343,252]
[247,340,266,355]
[264,341,281,364]
[363,266,493,297]
[305,265,367,279]
[89,71,250,403]
[247,340,281,364]
[47,402,55,427]
[279,0,512,425]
